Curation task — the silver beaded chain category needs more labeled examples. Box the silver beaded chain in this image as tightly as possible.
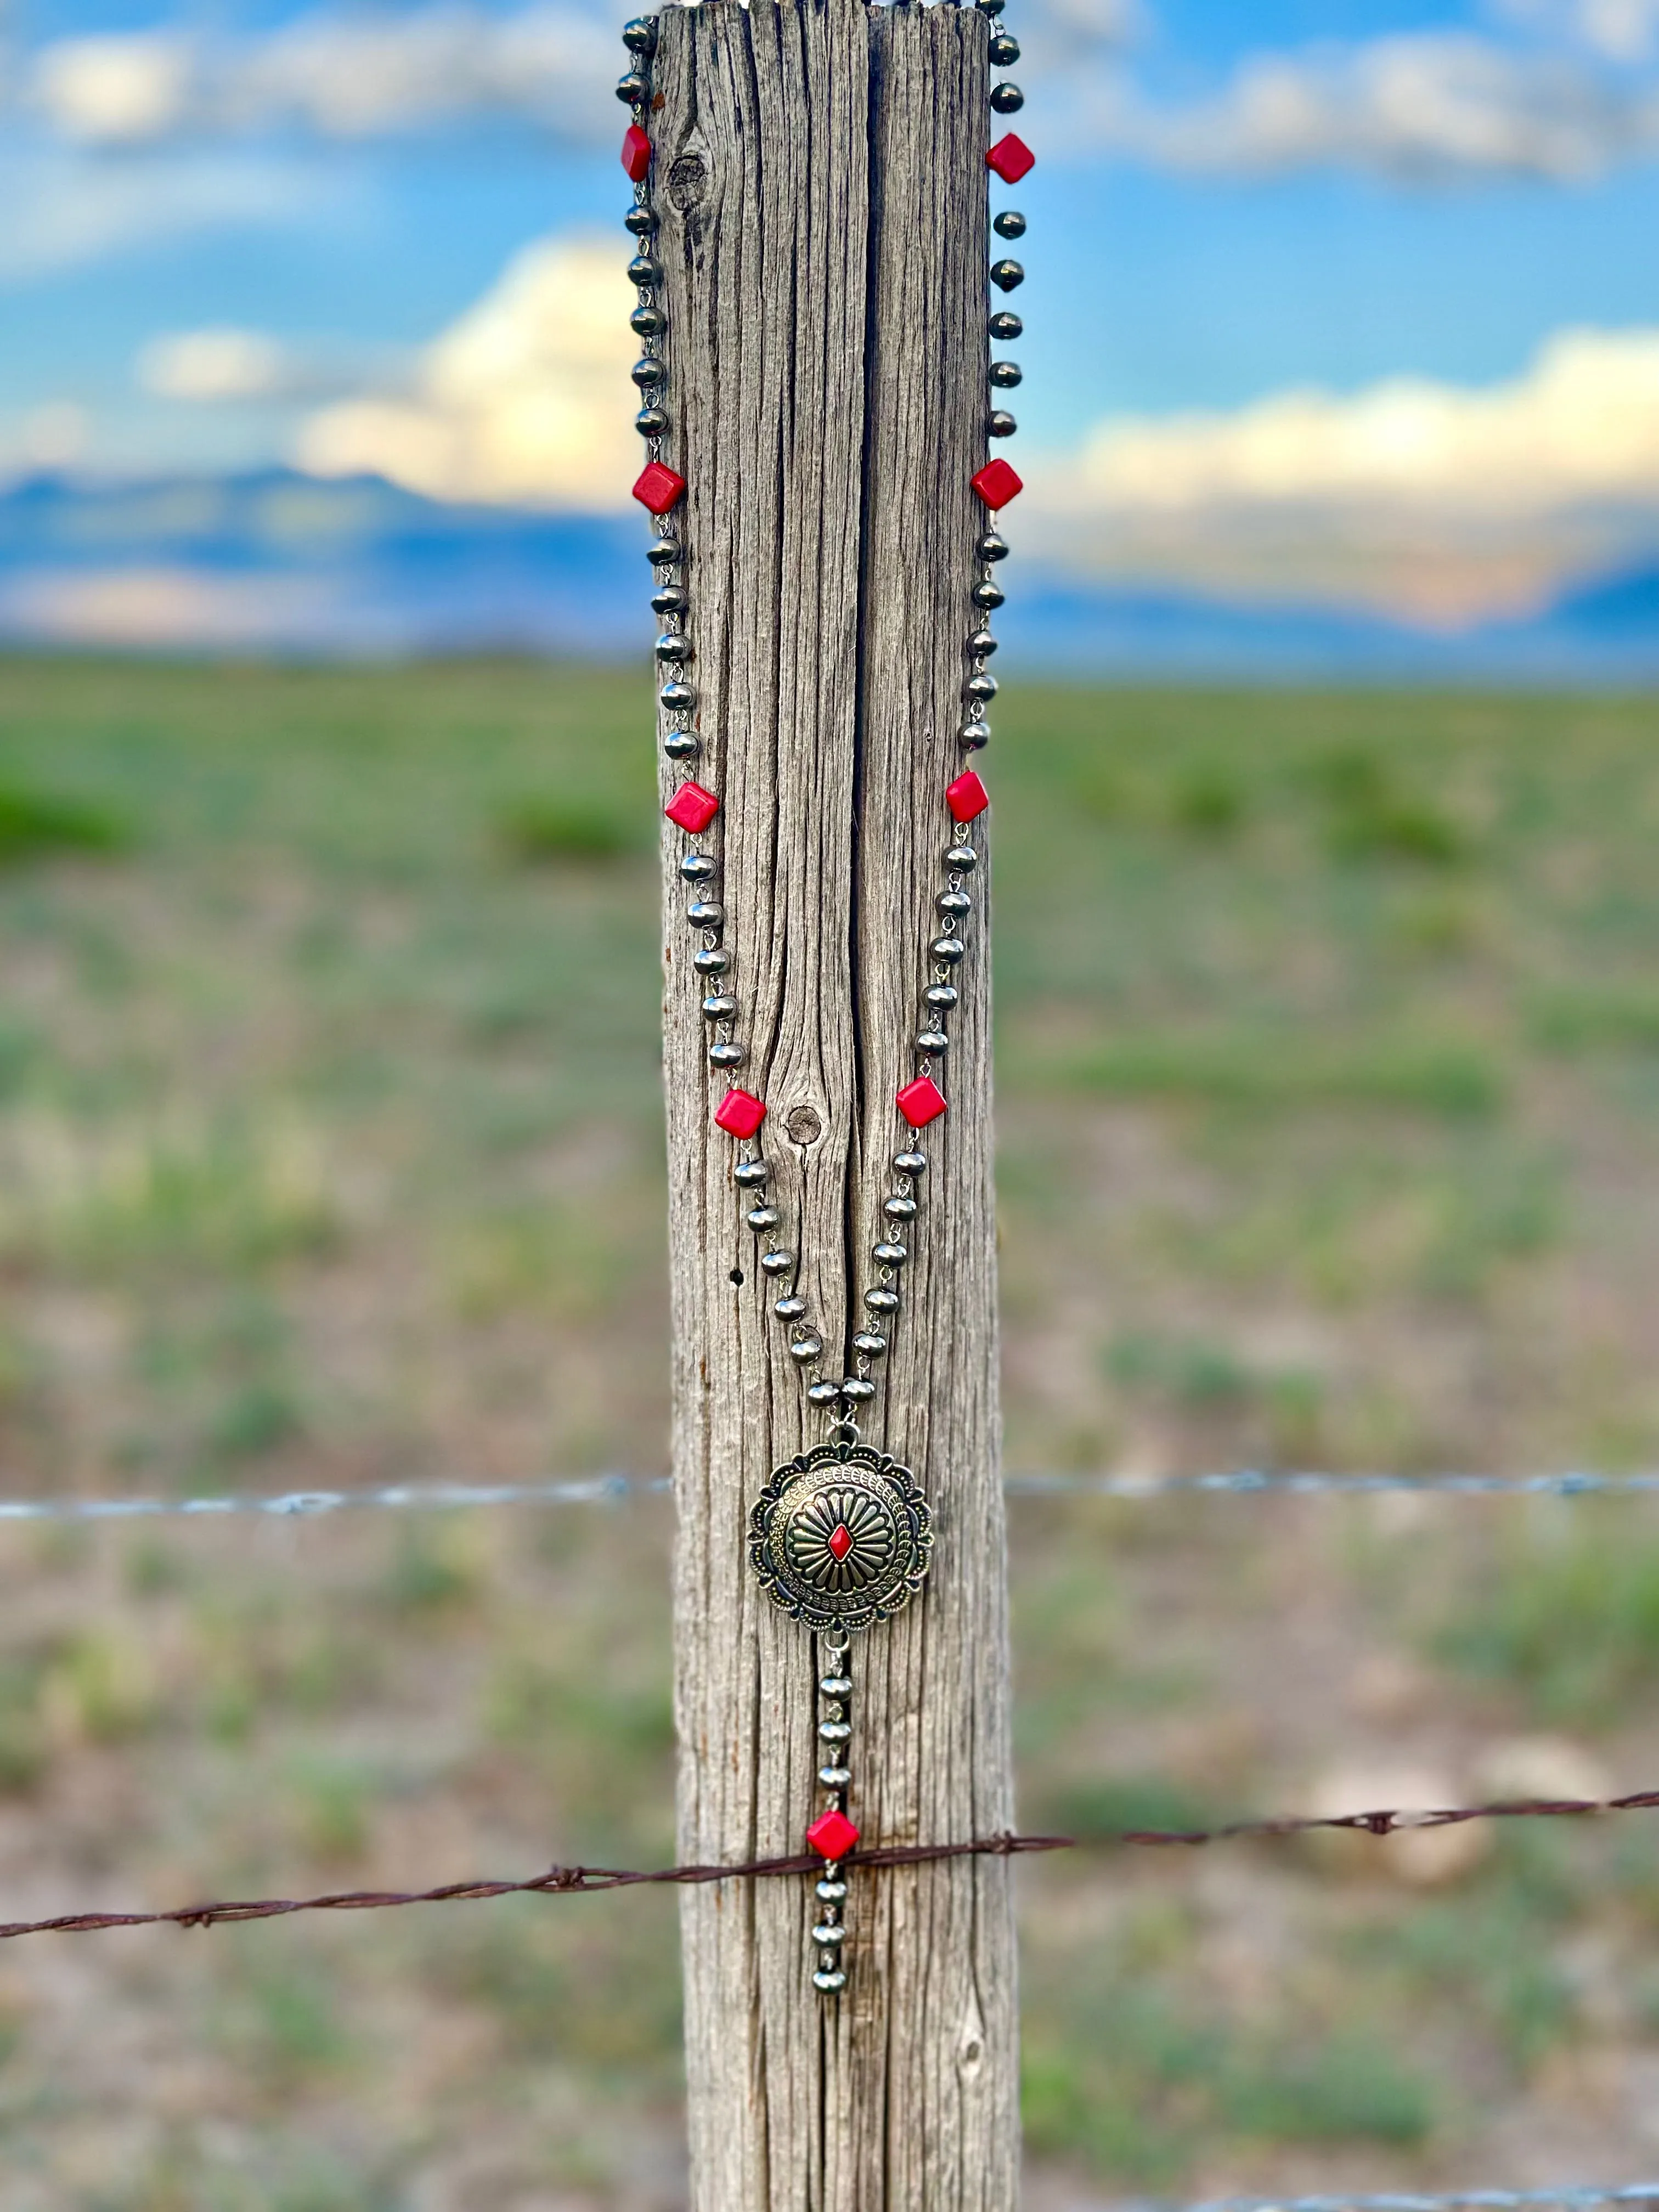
[617,0,1026,2002]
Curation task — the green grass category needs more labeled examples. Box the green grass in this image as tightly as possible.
[3,659,1659,2194]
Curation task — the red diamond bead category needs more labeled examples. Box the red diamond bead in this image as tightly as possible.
[633,460,686,516]
[622,123,652,181]
[946,769,989,823]
[828,1522,854,1562]
[807,1808,860,1861]
[714,1087,766,1139]
[986,132,1035,184]
[971,456,1023,510]
[665,781,719,833]
[896,1075,947,1128]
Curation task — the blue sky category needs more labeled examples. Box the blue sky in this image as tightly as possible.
[5,0,1659,634]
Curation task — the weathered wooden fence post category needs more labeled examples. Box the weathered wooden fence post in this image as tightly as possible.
[653,1,1018,2205]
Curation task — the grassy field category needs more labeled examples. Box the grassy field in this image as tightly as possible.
[4,657,1659,2204]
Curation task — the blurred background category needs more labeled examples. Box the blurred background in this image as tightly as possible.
[5,2,1659,2208]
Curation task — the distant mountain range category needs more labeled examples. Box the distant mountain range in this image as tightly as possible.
[0,468,1654,681]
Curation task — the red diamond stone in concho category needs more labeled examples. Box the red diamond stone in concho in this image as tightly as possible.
[664,781,719,834]
[622,123,652,182]
[971,456,1023,510]
[986,132,1035,185]
[807,1808,860,1861]
[828,1523,854,1562]
[633,460,686,515]
[714,1087,766,1139]
[896,1075,947,1128]
[946,769,989,824]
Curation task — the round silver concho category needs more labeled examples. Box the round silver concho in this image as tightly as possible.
[749,1440,933,1633]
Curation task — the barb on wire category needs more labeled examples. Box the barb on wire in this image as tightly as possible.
[1,1467,1658,1526]
[7,1785,1659,1946]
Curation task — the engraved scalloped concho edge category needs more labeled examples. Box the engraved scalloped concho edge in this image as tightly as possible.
[748,1440,933,1633]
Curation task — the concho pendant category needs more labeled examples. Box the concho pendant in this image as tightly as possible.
[748,1439,933,1632]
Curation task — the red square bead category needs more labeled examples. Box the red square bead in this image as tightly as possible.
[896,1075,947,1128]
[806,1808,860,1861]
[633,461,686,516]
[622,123,652,181]
[714,1087,766,1139]
[665,781,719,833]
[971,456,1023,510]
[946,769,989,823]
[986,132,1035,185]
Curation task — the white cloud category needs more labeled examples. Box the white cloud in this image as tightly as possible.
[26,5,620,148]
[1498,0,1659,64]
[138,329,296,403]
[1030,329,1659,623]
[293,233,637,509]
[1109,31,1659,179]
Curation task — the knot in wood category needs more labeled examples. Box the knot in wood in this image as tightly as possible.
[667,153,708,212]
[784,1104,823,1149]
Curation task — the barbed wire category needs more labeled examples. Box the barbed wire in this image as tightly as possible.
[8,1785,1659,1945]
[1,1466,1658,1526]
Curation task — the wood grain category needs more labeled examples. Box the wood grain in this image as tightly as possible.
[653,3,1018,2204]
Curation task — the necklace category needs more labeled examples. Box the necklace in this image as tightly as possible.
[617,0,1032,1999]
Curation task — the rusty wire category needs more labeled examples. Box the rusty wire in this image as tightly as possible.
[5,1785,1659,1945]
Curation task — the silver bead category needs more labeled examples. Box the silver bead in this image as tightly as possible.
[966,670,997,703]
[808,1379,842,1406]
[647,534,679,563]
[819,1718,852,1741]
[851,1331,887,1358]
[617,71,648,104]
[685,895,721,923]
[972,580,1005,610]
[679,852,715,881]
[960,720,990,751]
[882,1199,917,1226]
[978,0,1006,13]
[650,580,686,613]
[701,992,737,1020]
[990,81,1024,112]
[819,1763,852,1787]
[926,983,959,1010]
[709,1041,746,1068]
[812,1967,848,1994]
[659,679,695,710]
[622,14,657,52]
[917,1028,950,1054]
[819,1677,852,1700]
[978,527,1011,558]
[774,1293,808,1320]
[967,631,997,659]
[627,255,662,287]
[932,935,966,963]
[815,1876,849,1899]
[938,888,972,917]
[634,400,666,438]
[990,259,1024,292]
[692,946,729,973]
[760,1249,794,1276]
[655,630,690,662]
[987,312,1021,342]
[746,1204,780,1232]
[990,359,1022,388]
[625,205,656,236]
[811,1920,847,1948]
[865,1285,900,1312]
[663,730,699,759]
[789,1334,823,1362]
[944,847,978,873]
[993,208,1026,240]
[632,356,667,388]
[988,410,1017,438]
[894,1149,928,1174]
[873,1240,907,1265]
[840,1376,876,1402]
[733,1157,768,1186]
[630,303,666,337]
[989,31,1019,63]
